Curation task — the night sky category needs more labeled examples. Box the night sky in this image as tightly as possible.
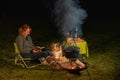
[0,0,120,31]
[0,0,119,19]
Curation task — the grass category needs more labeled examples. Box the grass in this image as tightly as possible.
[0,19,120,80]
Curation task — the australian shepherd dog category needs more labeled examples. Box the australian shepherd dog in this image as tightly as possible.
[50,42,69,63]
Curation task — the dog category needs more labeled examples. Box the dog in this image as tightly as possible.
[51,42,69,63]
[51,43,63,60]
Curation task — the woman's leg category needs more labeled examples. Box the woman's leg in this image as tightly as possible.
[32,51,52,60]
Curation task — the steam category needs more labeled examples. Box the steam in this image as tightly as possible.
[53,0,87,38]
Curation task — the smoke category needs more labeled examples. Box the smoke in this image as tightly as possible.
[53,0,87,38]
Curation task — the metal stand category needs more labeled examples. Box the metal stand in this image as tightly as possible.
[86,68,92,80]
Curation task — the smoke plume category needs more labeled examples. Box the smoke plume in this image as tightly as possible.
[53,0,87,38]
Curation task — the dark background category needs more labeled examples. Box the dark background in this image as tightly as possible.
[0,0,120,35]
[2,0,119,19]
[1,0,119,19]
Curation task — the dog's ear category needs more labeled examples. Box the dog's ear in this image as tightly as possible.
[51,43,55,50]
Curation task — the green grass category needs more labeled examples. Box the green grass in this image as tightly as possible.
[0,20,120,80]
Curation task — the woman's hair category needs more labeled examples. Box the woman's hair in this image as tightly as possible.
[18,24,32,34]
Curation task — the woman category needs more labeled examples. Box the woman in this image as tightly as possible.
[15,23,51,62]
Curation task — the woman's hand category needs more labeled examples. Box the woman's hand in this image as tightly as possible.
[32,49,40,53]
[32,46,45,53]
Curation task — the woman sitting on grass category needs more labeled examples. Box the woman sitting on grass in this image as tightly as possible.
[15,23,52,62]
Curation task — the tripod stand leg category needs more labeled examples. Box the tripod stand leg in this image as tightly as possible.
[49,69,55,80]
[86,69,92,80]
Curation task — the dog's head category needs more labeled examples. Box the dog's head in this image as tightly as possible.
[51,42,62,52]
